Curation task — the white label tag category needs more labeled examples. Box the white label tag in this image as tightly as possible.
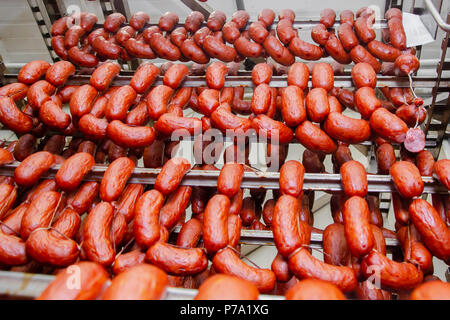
[403,12,435,47]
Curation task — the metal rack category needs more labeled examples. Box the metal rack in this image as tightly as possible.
[0,271,284,300]
[0,0,446,297]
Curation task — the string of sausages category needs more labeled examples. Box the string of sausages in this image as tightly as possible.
[49,7,412,69]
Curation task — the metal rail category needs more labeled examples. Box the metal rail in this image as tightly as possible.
[0,163,447,194]
[424,0,450,32]
[3,73,449,89]
[171,226,400,248]
[0,271,283,300]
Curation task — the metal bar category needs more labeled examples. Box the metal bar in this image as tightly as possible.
[0,271,283,300]
[235,0,245,11]
[86,19,388,31]
[26,0,60,62]
[180,0,212,20]
[424,0,450,32]
[3,74,447,89]
[170,226,400,248]
[0,163,447,194]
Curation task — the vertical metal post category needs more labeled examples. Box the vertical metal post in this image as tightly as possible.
[26,0,63,62]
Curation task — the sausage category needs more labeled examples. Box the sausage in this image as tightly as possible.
[350,45,381,73]
[107,120,155,149]
[1,202,29,235]
[410,281,450,300]
[340,161,368,197]
[279,161,305,197]
[154,157,191,195]
[20,191,61,240]
[82,202,115,266]
[361,251,423,291]
[38,100,71,130]
[37,262,108,300]
[0,97,33,134]
[367,40,401,62]
[158,12,178,32]
[248,21,269,44]
[218,163,244,198]
[180,39,210,64]
[288,37,323,61]
[148,33,181,61]
[394,54,420,75]
[311,24,329,45]
[146,85,173,120]
[324,112,370,144]
[376,143,396,174]
[287,62,309,89]
[433,159,450,190]
[45,61,75,87]
[133,189,164,248]
[195,274,258,300]
[311,63,334,92]
[397,225,432,273]
[203,35,237,62]
[69,84,98,118]
[0,184,17,220]
[263,35,295,66]
[18,60,51,85]
[102,264,167,300]
[27,80,56,109]
[319,8,335,28]
[370,108,408,144]
[129,11,150,30]
[354,17,375,43]
[282,85,307,126]
[352,62,377,88]
[288,248,357,292]
[92,36,121,60]
[67,47,98,68]
[154,113,201,136]
[176,218,202,249]
[105,85,136,121]
[159,185,191,230]
[286,279,346,300]
[212,247,276,293]
[129,62,159,94]
[273,195,311,257]
[388,17,407,50]
[276,19,297,45]
[163,64,189,89]
[146,242,208,276]
[211,103,252,134]
[206,62,228,90]
[390,161,424,198]
[206,10,226,31]
[99,157,135,202]
[343,196,374,258]
[104,13,125,33]
[305,88,329,123]
[55,152,95,191]
[89,62,120,92]
[325,34,352,64]
[295,121,337,154]
[25,228,79,267]
[354,87,381,119]
[337,22,359,51]
[0,82,28,101]
[323,223,350,266]
[252,114,293,144]
[14,151,55,187]
[203,194,229,254]
[271,253,292,282]
[185,11,204,33]
[409,199,450,261]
